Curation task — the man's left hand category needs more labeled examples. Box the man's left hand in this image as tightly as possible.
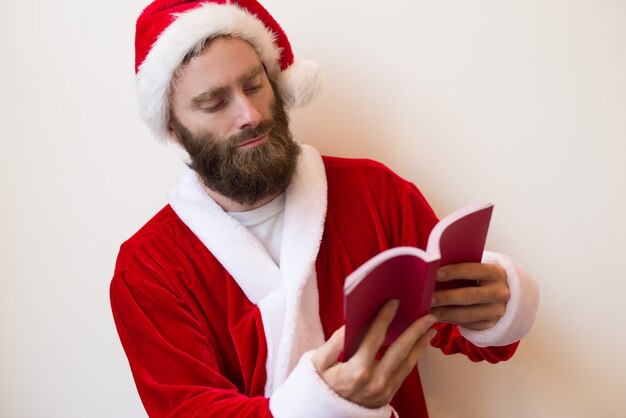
[430,263,510,330]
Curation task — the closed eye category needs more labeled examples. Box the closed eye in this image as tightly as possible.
[201,99,227,113]
[243,82,263,95]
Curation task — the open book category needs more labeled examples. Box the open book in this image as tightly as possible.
[342,202,494,360]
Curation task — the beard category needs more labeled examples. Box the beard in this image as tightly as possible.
[170,95,301,206]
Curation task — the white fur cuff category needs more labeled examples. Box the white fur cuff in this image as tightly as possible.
[459,251,539,347]
[269,350,392,418]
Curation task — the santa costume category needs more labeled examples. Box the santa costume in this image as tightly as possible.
[111,1,539,417]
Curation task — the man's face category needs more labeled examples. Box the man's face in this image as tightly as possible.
[168,36,300,206]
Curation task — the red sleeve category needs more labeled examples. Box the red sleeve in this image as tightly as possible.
[431,322,519,363]
[110,269,273,418]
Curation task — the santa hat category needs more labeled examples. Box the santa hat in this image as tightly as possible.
[135,0,322,141]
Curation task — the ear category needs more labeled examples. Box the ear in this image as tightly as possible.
[166,113,182,144]
[167,122,178,142]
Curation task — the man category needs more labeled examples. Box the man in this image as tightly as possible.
[110,1,539,417]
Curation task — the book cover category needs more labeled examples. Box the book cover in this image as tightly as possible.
[342,202,494,360]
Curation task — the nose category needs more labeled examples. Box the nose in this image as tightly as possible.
[234,94,262,131]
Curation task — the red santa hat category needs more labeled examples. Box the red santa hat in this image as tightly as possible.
[135,0,321,141]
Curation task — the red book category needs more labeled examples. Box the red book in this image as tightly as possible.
[342,202,494,360]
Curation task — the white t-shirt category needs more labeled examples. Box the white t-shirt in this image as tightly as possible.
[228,193,286,266]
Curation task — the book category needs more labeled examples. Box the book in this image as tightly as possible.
[342,202,494,360]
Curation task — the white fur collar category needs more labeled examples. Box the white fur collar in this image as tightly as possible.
[167,144,327,395]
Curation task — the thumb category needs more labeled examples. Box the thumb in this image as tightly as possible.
[311,326,345,372]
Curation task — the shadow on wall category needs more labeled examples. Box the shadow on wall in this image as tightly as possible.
[420,319,617,418]
[291,64,434,169]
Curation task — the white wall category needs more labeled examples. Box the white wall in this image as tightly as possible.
[2,1,625,417]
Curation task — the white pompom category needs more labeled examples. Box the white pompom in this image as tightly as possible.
[276,59,323,108]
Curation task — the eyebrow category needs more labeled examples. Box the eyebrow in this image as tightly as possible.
[190,65,265,107]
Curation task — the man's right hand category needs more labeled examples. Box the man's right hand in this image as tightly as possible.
[311,300,436,409]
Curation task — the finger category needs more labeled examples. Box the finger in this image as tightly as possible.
[311,326,345,372]
[386,328,436,390]
[431,302,506,326]
[437,262,506,284]
[352,299,400,362]
[432,282,510,308]
[431,285,484,308]
[376,314,436,377]
[459,319,499,331]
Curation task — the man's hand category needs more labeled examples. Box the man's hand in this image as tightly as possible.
[311,300,436,409]
[431,262,510,330]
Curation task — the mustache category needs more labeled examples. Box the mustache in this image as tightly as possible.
[228,119,274,148]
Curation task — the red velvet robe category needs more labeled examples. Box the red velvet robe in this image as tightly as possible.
[111,153,518,417]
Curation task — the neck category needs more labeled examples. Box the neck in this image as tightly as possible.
[202,184,280,213]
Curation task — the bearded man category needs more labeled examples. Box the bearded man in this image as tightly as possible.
[110,1,539,417]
